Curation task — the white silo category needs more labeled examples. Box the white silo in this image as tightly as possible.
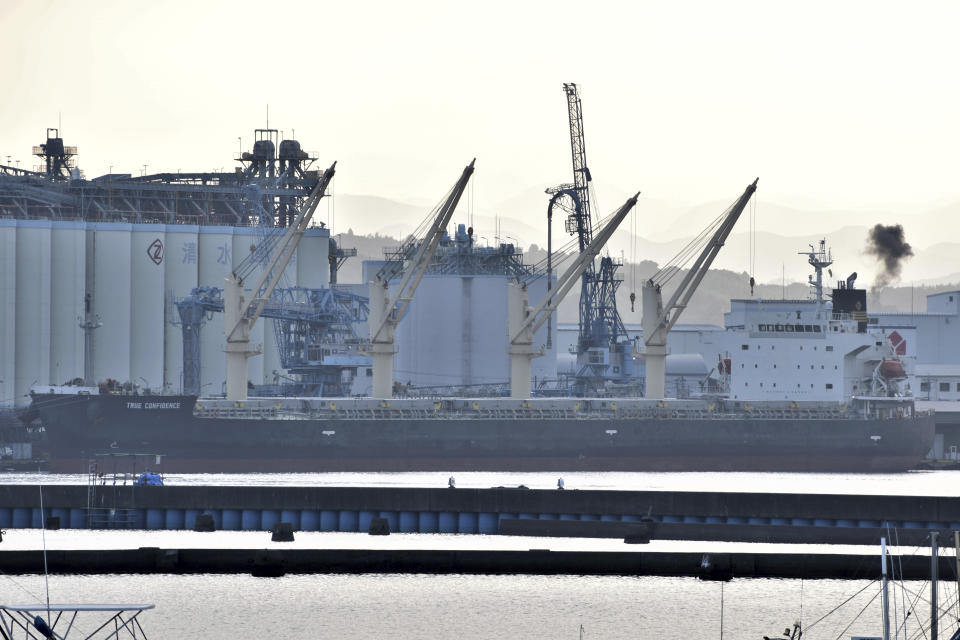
[198,226,235,395]
[163,225,200,393]
[14,221,52,406]
[389,235,558,393]
[394,274,557,390]
[0,221,17,407]
[49,222,86,386]
[88,223,133,385]
[130,224,167,392]
[297,227,330,288]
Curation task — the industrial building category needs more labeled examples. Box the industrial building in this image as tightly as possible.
[0,128,332,408]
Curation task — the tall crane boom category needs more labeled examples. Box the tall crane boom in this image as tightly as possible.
[563,82,593,250]
[223,161,337,401]
[367,159,476,398]
[642,178,758,399]
[546,82,633,393]
[509,192,641,398]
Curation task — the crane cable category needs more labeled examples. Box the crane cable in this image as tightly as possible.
[629,197,637,313]
[749,189,757,296]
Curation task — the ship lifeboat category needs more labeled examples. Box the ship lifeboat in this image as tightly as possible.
[879,359,906,379]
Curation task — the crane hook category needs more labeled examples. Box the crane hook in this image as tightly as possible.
[629,291,636,312]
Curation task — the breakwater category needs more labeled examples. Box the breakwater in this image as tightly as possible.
[0,485,957,545]
[0,547,942,580]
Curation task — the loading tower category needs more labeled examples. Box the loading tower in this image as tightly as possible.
[546,83,633,394]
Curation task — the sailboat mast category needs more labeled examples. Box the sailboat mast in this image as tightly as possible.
[881,536,890,640]
[932,530,939,640]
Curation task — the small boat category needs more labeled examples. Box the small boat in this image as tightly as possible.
[762,533,960,639]
[0,603,155,639]
[0,486,157,639]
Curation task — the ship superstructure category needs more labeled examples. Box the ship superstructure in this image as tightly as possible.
[694,240,910,403]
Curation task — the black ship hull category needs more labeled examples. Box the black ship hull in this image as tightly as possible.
[26,392,937,473]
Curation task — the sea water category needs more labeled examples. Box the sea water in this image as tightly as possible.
[0,573,948,639]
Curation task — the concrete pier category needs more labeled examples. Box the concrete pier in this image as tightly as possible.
[0,547,949,580]
[1,485,958,545]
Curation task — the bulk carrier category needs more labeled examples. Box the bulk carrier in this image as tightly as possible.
[23,241,935,473]
[4,118,936,473]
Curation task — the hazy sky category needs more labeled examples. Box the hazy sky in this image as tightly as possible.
[2,0,958,217]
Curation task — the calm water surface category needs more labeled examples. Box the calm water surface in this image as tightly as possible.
[1,573,952,639]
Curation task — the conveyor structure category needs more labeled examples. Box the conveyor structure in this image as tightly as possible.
[176,285,369,397]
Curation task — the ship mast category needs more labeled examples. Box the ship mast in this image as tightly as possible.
[799,239,833,311]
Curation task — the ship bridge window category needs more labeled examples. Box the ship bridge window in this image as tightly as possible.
[826,345,834,351]
[741,344,749,350]
[826,383,833,389]
[920,382,930,392]
[940,382,950,392]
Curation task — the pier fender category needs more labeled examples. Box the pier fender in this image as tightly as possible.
[319,511,339,532]
[300,510,321,531]
[271,522,295,542]
[261,510,280,531]
[280,510,301,531]
[368,517,390,536]
[418,512,439,533]
[338,511,359,532]
[399,511,419,533]
[220,509,240,531]
[194,513,216,532]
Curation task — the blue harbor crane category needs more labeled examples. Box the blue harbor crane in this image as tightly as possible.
[176,285,369,398]
[546,83,636,395]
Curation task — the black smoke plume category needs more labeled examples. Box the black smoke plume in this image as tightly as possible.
[865,224,913,291]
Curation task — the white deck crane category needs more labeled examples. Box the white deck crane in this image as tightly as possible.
[641,178,758,399]
[367,159,476,398]
[223,162,337,401]
[508,192,641,399]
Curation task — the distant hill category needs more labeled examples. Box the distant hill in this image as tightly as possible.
[329,188,960,288]
[332,229,960,326]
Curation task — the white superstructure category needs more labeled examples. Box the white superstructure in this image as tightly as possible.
[718,298,905,402]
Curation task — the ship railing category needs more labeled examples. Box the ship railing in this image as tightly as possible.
[194,402,881,422]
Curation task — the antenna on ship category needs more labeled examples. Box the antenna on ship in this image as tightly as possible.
[799,239,833,310]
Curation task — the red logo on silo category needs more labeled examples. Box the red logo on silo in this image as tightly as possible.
[147,239,164,265]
